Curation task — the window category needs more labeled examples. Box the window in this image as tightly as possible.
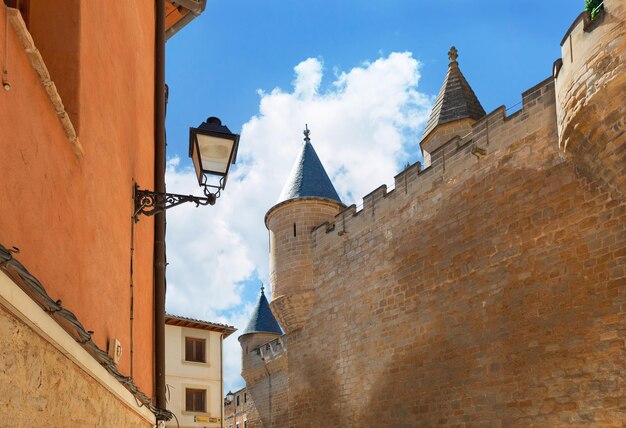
[244,392,247,403]
[185,388,206,412]
[185,337,206,362]
[244,421,247,428]
[236,395,240,406]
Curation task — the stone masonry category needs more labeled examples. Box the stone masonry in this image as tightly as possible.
[0,307,148,427]
[241,1,626,426]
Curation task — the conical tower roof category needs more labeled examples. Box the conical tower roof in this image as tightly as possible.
[421,46,486,141]
[277,126,342,204]
[240,286,283,336]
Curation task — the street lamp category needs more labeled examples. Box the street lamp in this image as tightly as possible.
[189,116,239,190]
[226,391,234,403]
[134,116,240,220]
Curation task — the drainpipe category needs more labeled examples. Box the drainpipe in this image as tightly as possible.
[154,0,167,415]
[220,333,224,428]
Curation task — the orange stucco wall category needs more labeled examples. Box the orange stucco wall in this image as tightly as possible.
[0,1,155,394]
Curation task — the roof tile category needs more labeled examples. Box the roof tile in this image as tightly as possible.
[241,289,283,336]
[422,47,486,140]
[278,128,342,204]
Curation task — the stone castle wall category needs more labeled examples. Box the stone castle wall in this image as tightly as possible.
[554,0,626,198]
[0,307,149,426]
[245,1,626,426]
[241,337,289,428]
[268,199,343,333]
[305,78,623,427]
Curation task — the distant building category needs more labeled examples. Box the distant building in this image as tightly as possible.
[224,386,262,428]
[165,314,236,428]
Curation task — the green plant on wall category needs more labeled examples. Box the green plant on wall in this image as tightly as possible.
[585,0,604,20]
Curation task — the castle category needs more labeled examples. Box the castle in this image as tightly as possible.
[239,1,625,426]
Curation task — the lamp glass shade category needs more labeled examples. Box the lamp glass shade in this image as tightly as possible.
[197,132,233,174]
[190,128,238,187]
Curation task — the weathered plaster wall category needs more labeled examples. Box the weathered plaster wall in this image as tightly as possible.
[0,306,149,427]
[0,1,155,392]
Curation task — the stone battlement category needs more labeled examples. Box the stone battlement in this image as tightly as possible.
[253,336,286,362]
[241,336,288,384]
[312,76,557,246]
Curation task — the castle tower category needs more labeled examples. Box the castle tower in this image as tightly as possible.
[239,286,283,370]
[554,0,625,197]
[264,126,344,334]
[238,286,287,427]
[420,46,486,167]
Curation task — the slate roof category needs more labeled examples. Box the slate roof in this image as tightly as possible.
[241,288,283,336]
[277,128,342,204]
[422,47,486,141]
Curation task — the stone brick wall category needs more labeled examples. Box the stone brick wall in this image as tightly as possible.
[267,199,343,333]
[240,337,288,427]
[0,307,149,427]
[420,118,475,168]
[555,0,626,198]
[244,3,626,426]
[295,71,625,425]
[224,387,262,428]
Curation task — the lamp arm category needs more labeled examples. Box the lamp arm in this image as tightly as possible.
[133,185,217,221]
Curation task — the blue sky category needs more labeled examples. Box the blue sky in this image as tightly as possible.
[164,1,583,392]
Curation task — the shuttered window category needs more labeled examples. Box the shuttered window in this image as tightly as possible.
[185,388,206,412]
[185,337,206,362]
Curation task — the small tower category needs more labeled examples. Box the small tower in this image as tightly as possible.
[420,46,486,166]
[239,286,283,370]
[265,126,344,334]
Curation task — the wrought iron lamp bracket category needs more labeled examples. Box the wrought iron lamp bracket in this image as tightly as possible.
[133,184,219,221]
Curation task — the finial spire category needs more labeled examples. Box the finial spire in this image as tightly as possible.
[303,124,311,143]
[448,46,458,64]
[260,284,265,294]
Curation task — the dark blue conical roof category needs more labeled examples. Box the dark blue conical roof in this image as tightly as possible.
[278,127,341,204]
[241,288,283,336]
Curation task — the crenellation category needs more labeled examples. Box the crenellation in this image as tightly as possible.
[393,161,421,194]
[310,76,559,250]
[244,337,287,376]
[360,184,389,218]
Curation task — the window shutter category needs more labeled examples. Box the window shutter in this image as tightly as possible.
[185,389,193,411]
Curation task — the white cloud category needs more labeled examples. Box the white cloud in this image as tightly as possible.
[165,52,431,392]
[293,57,323,98]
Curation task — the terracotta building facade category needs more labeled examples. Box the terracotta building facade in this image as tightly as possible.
[240,1,626,426]
[0,1,207,425]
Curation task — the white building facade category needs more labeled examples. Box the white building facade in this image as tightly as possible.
[165,314,236,428]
